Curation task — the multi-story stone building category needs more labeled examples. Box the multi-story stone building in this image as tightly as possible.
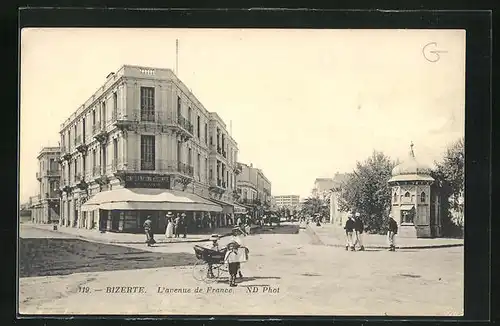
[235,162,272,218]
[58,65,241,233]
[273,195,300,209]
[29,147,61,224]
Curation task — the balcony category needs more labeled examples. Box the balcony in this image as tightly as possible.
[92,124,108,143]
[233,163,242,175]
[122,159,194,177]
[29,195,41,207]
[239,198,261,206]
[209,178,226,194]
[60,180,72,194]
[112,110,139,130]
[61,147,72,161]
[46,169,60,177]
[221,149,227,158]
[75,135,88,153]
[160,112,194,141]
[74,173,88,190]
[92,165,109,185]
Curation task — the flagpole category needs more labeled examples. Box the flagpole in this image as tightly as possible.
[175,39,179,76]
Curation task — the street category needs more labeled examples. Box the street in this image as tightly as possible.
[19,224,463,316]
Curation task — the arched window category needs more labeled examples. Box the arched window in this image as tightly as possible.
[420,192,426,203]
[393,192,398,202]
[404,191,410,197]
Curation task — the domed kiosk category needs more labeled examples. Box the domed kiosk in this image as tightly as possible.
[388,143,442,238]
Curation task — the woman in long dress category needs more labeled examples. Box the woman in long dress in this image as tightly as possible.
[165,212,174,239]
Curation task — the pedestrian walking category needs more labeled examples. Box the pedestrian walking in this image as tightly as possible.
[353,212,365,251]
[165,212,174,239]
[344,213,355,251]
[181,213,188,238]
[174,213,181,238]
[387,214,398,251]
[143,216,155,247]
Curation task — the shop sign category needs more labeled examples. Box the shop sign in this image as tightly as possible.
[124,174,171,189]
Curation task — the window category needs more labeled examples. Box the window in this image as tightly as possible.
[74,159,78,180]
[140,87,155,121]
[197,116,201,138]
[402,210,415,224]
[177,141,182,163]
[82,118,86,141]
[393,192,398,202]
[209,168,213,181]
[141,135,155,170]
[420,192,426,203]
[204,123,208,144]
[101,101,106,125]
[205,158,208,180]
[92,110,96,126]
[83,156,86,176]
[188,148,192,166]
[177,96,182,117]
[197,153,201,177]
[188,107,192,123]
[404,191,410,198]
[92,149,96,172]
[210,136,213,145]
[113,92,118,113]
[102,145,107,173]
[113,138,118,164]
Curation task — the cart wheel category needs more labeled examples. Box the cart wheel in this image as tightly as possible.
[205,264,221,284]
[192,260,209,282]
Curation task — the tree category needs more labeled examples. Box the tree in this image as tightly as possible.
[432,137,464,235]
[338,151,398,233]
[300,196,330,220]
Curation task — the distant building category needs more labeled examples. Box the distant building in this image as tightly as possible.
[29,147,61,224]
[235,162,272,217]
[312,178,335,200]
[329,173,349,226]
[273,195,300,209]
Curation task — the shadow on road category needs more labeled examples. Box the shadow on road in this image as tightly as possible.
[19,238,198,278]
[250,224,300,235]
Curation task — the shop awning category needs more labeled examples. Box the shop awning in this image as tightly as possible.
[80,188,223,212]
[205,198,234,214]
[400,204,415,211]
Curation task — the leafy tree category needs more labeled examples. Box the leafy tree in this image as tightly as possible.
[431,137,464,235]
[338,151,398,233]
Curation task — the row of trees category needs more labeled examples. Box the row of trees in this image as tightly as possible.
[299,138,464,236]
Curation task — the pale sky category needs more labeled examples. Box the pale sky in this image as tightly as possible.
[20,28,465,203]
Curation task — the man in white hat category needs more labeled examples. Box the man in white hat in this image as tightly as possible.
[353,212,365,251]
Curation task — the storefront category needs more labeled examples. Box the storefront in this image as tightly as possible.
[81,187,223,233]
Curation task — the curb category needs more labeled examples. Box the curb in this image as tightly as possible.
[25,225,234,245]
[305,225,464,249]
[325,243,464,250]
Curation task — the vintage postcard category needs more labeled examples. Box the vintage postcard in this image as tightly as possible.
[19,28,465,316]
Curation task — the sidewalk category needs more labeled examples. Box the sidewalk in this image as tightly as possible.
[304,223,464,249]
[27,224,258,245]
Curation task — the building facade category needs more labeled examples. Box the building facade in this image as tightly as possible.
[235,162,272,217]
[273,195,300,209]
[312,177,335,200]
[388,144,442,238]
[58,65,240,233]
[29,147,61,224]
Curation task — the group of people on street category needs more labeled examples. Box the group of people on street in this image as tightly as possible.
[164,212,188,239]
[343,212,399,251]
[142,212,189,246]
[344,212,365,251]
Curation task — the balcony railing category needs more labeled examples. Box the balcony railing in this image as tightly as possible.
[46,169,60,177]
[217,146,222,154]
[177,115,194,134]
[120,159,194,177]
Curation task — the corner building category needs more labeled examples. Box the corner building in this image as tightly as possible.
[58,65,241,233]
